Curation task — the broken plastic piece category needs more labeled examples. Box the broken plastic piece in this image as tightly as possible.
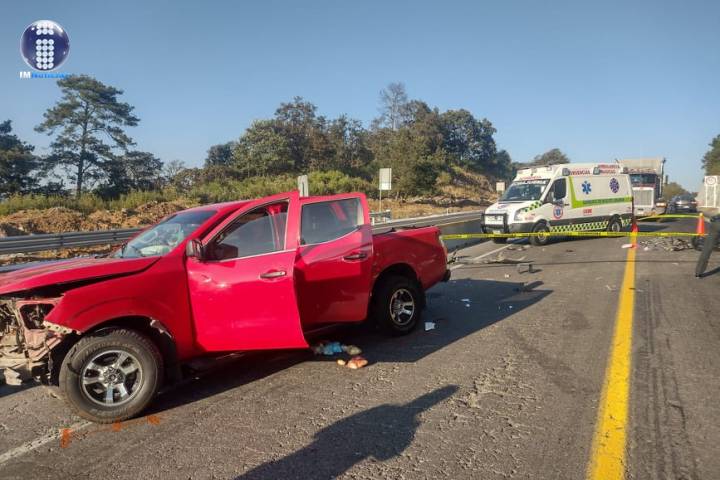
[424,322,436,331]
[336,359,346,366]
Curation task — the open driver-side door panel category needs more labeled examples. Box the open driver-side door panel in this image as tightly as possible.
[185,191,308,352]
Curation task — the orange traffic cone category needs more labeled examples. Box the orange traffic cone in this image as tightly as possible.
[696,213,706,236]
[630,216,639,248]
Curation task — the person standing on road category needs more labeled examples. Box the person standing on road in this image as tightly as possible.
[696,215,720,277]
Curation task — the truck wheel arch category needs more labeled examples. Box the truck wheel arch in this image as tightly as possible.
[371,263,425,310]
[51,316,179,386]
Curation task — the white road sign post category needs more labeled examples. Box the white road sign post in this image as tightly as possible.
[496,181,506,194]
[379,168,392,212]
[298,175,309,197]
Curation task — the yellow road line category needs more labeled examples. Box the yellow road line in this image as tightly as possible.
[586,246,636,479]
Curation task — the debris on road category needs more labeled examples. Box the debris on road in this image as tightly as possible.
[504,274,511,278]
[621,243,634,249]
[516,263,535,274]
[336,359,346,366]
[485,254,527,265]
[342,344,362,356]
[347,356,368,370]
[311,341,345,356]
[424,321,436,331]
[639,238,693,252]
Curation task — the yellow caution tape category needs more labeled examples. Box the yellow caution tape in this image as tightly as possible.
[441,231,702,240]
[637,214,703,221]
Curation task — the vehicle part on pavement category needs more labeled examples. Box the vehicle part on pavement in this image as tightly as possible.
[59,329,163,424]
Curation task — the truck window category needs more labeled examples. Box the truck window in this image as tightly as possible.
[301,198,362,245]
[208,202,288,260]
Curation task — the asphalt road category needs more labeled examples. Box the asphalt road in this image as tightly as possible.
[0,218,718,479]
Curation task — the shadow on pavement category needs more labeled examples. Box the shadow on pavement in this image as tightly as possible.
[234,385,458,480]
[145,277,547,416]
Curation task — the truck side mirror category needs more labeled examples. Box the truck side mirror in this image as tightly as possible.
[185,239,204,260]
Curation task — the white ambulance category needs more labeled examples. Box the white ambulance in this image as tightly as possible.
[482,163,633,246]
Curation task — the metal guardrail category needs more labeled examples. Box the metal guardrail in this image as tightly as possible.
[0,228,142,255]
[0,210,486,256]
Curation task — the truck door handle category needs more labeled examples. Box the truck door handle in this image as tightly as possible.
[343,252,368,261]
[259,270,286,279]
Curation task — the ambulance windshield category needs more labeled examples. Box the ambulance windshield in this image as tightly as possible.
[500,179,550,202]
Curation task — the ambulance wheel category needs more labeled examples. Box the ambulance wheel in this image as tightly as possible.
[492,237,507,244]
[530,222,550,246]
[607,216,623,233]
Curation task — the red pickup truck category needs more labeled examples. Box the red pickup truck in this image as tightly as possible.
[0,191,449,422]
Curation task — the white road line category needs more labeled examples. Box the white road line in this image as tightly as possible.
[0,420,91,466]
[450,244,513,270]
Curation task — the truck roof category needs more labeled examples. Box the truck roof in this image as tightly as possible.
[616,157,665,174]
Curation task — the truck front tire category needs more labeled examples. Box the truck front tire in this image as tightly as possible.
[372,275,422,336]
[59,328,163,424]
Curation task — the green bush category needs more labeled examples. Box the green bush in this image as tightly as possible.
[0,171,376,217]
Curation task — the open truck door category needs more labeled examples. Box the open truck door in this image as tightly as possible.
[185,191,308,352]
[294,193,374,329]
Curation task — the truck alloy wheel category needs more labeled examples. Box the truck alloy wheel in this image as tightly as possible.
[59,328,163,423]
[373,275,422,335]
[389,288,416,327]
[80,350,143,407]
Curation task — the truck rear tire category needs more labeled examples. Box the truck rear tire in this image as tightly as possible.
[530,222,550,246]
[59,328,163,424]
[371,275,422,336]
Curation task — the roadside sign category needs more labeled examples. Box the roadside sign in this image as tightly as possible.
[297,175,309,197]
[379,168,392,191]
[496,181,505,193]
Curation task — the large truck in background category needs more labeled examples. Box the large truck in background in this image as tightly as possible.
[616,157,667,216]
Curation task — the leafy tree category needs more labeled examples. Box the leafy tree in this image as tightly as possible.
[273,97,328,172]
[531,148,570,166]
[0,120,38,196]
[205,142,236,167]
[232,120,293,177]
[326,115,373,176]
[440,109,497,172]
[662,182,689,199]
[702,134,720,175]
[490,149,514,180]
[375,82,409,130]
[36,75,139,196]
[96,151,163,198]
[163,159,186,182]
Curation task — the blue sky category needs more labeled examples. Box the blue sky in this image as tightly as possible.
[2,0,719,190]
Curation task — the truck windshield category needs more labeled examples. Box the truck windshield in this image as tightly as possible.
[500,180,550,202]
[629,174,658,186]
[115,210,216,258]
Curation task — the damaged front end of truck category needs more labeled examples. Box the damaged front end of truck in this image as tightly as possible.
[0,295,75,386]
